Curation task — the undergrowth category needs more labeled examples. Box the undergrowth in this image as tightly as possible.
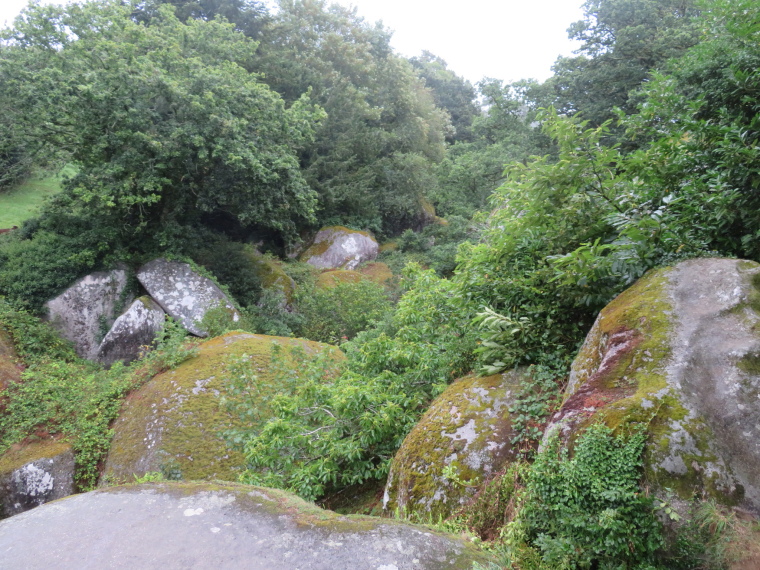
[0,300,198,489]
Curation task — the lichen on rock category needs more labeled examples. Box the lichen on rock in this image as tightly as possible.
[96,296,165,366]
[383,369,527,521]
[137,258,239,337]
[103,332,345,484]
[544,258,760,514]
[0,481,494,569]
[299,226,379,271]
[44,267,132,360]
[0,439,75,518]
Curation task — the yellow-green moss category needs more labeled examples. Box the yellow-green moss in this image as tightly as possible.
[359,262,394,286]
[316,270,365,289]
[104,332,345,484]
[0,440,71,474]
[244,250,295,303]
[386,370,526,521]
[379,241,398,253]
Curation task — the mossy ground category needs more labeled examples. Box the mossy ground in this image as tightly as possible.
[244,249,295,303]
[104,332,345,484]
[386,371,524,521]
[316,270,365,289]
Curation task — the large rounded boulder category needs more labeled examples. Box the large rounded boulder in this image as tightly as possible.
[383,369,527,520]
[544,258,760,514]
[299,226,379,270]
[0,481,493,569]
[103,332,345,484]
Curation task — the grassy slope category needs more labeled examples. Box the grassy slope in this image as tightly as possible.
[0,165,74,228]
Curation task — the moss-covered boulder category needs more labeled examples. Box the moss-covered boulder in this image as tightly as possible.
[383,369,527,520]
[359,262,394,286]
[0,481,494,568]
[245,250,296,304]
[0,439,75,519]
[103,332,345,484]
[316,263,394,291]
[299,226,379,270]
[544,258,760,514]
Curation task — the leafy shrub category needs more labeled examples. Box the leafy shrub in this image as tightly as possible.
[293,278,392,344]
[0,312,197,489]
[509,424,662,569]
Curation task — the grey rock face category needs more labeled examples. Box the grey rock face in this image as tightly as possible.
[0,442,75,519]
[300,226,378,270]
[96,296,166,366]
[137,259,239,337]
[543,258,760,514]
[383,370,525,520]
[0,482,493,569]
[44,268,131,359]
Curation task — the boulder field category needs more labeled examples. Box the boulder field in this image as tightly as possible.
[544,258,760,514]
[0,482,493,569]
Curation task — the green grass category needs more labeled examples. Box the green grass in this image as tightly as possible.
[0,165,74,228]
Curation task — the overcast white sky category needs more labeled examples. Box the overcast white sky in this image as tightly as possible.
[0,0,585,84]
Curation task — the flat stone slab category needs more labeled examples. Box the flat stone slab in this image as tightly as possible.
[0,482,491,569]
[137,259,239,337]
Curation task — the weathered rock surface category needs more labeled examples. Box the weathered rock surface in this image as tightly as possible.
[96,296,165,366]
[44,267,131,359]
[544,258,760,514]
[383,370,526,520]
[0,329,22,395]
[0,482,492,569]
[103,332,345,484]
[0,440,75,519]
[137,259,239,337]
[299,226,378,271]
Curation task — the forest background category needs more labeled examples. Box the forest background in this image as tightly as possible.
[2,0,760,567]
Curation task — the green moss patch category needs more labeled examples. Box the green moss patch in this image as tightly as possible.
[104,332,345,484]
[316,270,365,289]
[244,250,295,303]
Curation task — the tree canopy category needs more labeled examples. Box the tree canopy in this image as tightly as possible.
[1,0,323,243]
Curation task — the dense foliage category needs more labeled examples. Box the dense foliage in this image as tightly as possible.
[2,0,760,566]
